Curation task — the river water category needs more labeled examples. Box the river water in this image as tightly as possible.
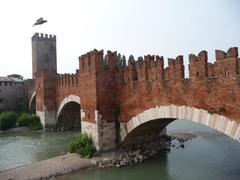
[0,130,80,171]
[61,120,240,180]
[0,120,240,180]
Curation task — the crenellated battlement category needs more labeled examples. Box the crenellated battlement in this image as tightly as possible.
[213,47,239,77]
[79,49,104,73]
[166,55,184,80]
[32,33,56,41]
[79,49,121,73]
[216,47,238,60]
[189,50,208,79]
[57,72,79,87]
[113,47,239,85]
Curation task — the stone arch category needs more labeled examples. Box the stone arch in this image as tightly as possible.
[56,95,83,130]
[120,105,240,146]
[29,91,36,113]
[57,95,81,118]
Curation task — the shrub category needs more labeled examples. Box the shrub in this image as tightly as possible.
[69,133,96,158]
[17,113,31,127]
[17,113,42,130]
[0,111,17,130]
[28,115,42,130]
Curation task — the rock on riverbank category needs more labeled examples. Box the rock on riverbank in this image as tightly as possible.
[96,133,197,168]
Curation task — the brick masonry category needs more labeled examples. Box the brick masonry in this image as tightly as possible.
[30,33,240,150]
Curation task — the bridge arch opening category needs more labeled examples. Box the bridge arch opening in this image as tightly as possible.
[56,95,81,130]
[120,105,240,147]
[29,91,36,113]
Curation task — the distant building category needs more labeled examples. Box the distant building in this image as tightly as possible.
[0,74,25,111]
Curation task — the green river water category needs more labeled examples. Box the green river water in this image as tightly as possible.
[0,120,240,180]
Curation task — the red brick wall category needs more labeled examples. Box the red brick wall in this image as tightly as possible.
[238,58,240,74]
[213,47,238,78]
[56,72,80,108]
[188,50,208,79]
[116,47,240,124]
[35,71,56,112]
[34,47,240,126]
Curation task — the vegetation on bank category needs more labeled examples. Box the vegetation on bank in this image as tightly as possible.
[0,111,42,131]
[0,111,17,130]
[69,133,96,158]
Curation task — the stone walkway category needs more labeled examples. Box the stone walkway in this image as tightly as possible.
[0,153,96,180]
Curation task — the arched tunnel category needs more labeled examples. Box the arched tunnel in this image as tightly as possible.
[57,101,81,130]
[120,118,176,147]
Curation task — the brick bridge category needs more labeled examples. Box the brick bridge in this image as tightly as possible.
[28,33,240,151]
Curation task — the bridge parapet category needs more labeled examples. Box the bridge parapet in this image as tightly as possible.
[57,71,79,88]
[189,50,208,79]
[117,47,239,86]
[213,47,239,78]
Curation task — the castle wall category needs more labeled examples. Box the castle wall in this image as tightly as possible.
[116,47,240,125]
[55,71,80,109]
[31,33,240,149]
[0,80,25,110]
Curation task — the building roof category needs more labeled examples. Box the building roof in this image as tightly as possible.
[0,77,12,82]
[0,75,24,82]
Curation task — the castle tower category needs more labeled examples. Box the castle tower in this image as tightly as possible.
[32,33,57,129]
[32,33,57,78]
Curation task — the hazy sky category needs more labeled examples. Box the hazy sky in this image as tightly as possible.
[0,0,239,78]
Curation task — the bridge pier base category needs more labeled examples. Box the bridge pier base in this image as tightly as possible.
[81,111,116,151]
[37,109,57,130]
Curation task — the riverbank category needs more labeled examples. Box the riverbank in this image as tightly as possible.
[95,133,195,168]
[0,153,96,180]
[0,127,32,134]
[0,133,196,180]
